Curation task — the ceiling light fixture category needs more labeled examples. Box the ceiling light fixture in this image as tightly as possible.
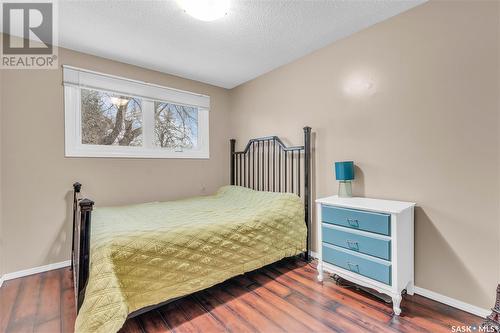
[178,0,229,22]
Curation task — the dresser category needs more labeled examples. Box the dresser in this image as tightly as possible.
[316,196,415,315]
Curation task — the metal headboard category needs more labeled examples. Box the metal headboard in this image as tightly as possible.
[229,126,312,261]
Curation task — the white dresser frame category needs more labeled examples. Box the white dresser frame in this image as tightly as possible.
[316,196,415,315]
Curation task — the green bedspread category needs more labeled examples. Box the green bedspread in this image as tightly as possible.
[75,185,306,333]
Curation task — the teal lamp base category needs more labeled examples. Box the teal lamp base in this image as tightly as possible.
[338,180,352,198]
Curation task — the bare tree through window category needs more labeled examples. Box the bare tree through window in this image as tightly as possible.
[81,88,142,146]
[154,102,198,149]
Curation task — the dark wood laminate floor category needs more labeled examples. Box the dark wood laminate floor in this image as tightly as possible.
[0,258,483,333]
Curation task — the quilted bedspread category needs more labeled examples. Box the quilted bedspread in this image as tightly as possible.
[75,185,306,333]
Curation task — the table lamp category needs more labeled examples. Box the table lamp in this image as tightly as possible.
[335,161,354,197]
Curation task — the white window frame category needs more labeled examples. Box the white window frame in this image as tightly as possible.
[63,66,210,159]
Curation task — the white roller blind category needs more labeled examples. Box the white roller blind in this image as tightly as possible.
[62,65,210,109]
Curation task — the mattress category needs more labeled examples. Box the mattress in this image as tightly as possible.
[75,185,306,333]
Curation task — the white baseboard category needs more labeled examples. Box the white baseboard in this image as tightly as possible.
[0,260,70,286]
[309,251,490,318]
[413,286,490,318]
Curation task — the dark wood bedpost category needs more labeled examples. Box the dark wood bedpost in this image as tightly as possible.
[76,198,94,311]
[71,182,82,271]
[230,139,236,185]
[71,181,94,312]
[303,126,312,262]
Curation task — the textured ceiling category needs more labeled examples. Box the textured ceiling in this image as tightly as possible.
[55,0,425,89]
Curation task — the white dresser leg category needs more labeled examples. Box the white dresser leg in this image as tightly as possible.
[406,281,415,296]
[392,294,402,315]
[317,262,324,282]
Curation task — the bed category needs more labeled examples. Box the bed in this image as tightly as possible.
[71,127,312,333]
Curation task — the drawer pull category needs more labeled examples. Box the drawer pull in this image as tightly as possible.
[347,262,360,272]
[346,240,359,251]
[346,218,359,228]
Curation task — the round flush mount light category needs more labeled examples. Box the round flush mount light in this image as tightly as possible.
[178,0,229,21]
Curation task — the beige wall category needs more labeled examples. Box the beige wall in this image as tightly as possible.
[0,44,231,273]
[229,0,499,309]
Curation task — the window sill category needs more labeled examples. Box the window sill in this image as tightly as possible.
[65,146,210,159]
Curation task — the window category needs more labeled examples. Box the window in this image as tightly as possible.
[154,101,198,149]
[81,89,143,147]
[64,66,209,158]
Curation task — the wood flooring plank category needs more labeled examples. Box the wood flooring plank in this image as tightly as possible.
[61,288,76,333]
[251,267,394,332]
[158,302,200,333]
[261,266,338,308]
[230,276,335,333]
[285,261,484,332]
[138,310,170,333]
[243,281,334,332]
[0,278,22,333]
[286,290,373,332]
[176,297,226,333]
[269,264,394,321]
[61,268,74,291]
[194,291,256,333]
[238,273,382,333]
[224,281,310,332]
[275,262,446,332]
[35,270,62,326]
[405,294,482,324]
[399,300,472,333]
[205,287,285,333]
[119,318,145,333]
[6,273,42,333]
[245,270,291,298]
[34,318,60,333]
[283,262,395,309]
[388,315,432,333]
[333,301,402,333]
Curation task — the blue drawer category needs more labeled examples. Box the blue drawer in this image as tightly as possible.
[322,244,392,285]
[322,206,391,236]
[322,225,391,260]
